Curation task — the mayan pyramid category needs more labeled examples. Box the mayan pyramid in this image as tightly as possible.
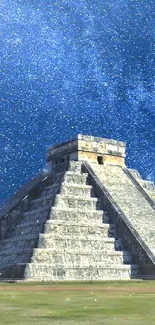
[0,134,155,281]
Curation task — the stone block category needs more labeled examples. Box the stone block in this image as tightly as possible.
[49,208,103,224]
[54,194,100,210]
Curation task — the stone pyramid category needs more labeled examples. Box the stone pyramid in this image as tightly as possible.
[0,134,155,281]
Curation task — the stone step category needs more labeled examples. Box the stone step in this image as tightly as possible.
[67,161,83,173]
[0,233,38,244]
[31,250,133,265]
[55,194,101,210]
[30,195,53,211]
[0,248,33,268]
[38,236,121,252]
[46,218,104,227]
[13,216,108,230]
[0,234,38,251]
[22,207,50,224]
[0,264,26,279]
[24,263,139,280]
[24,206,49,216]
[0,252,32,267]
[52,171,66,183]
[34,243,125,254]
[16,220,44,229]
[0,247,32,257]
[0,241,36,253]
[12,222,44,237]
[49,207,104,224]
[43,223,115,237]
[60,183,93,197]
[41,183,60,197]
[30,260,133,268]
[10,220,113,238]
[62,171,88,185]
[39,231,115,240]
[41,182,93,198]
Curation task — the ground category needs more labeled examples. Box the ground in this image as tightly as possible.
[0,281,155,325]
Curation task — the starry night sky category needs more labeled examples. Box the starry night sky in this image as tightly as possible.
[0,0,155,205]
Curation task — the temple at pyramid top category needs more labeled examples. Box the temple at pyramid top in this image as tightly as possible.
[47,134,126,167]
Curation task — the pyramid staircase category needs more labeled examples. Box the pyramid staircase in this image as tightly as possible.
[0,162,140,280]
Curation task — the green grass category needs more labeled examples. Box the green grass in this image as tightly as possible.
[0,281,155,324]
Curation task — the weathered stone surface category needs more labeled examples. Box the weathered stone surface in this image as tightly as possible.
[62,171,88,185]
[40,183,60,197]
[54,194,100,211]
[49,208,104,224]
[60,183,93,197]
[23,207,49,223]
[89,164,155,254]
[25,263,138,281]
[24,162,140,280]
[31,250,132,264]
[30,196,53,211]
[44,221,115,237]
[47,134,126,167]
[0,159,141,280]
[0,170,61,277]
[4,136,155,280]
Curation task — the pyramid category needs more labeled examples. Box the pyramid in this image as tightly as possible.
[0,134,155,281]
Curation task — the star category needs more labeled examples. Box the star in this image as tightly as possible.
[0,0,154,204]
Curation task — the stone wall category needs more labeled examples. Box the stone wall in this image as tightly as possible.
[47,134,126,167]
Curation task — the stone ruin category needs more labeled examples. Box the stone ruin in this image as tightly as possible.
[0,134,155,281]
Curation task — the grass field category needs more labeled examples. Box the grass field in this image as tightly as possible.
[0,281,155,325]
